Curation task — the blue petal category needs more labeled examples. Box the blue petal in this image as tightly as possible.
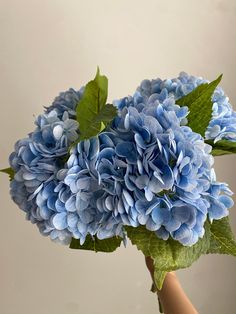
[164,217,181,232]
[115,142,137,163]
[47,195,57,210]
[134,133,146,149]
[52,212,68,230]
[123,189,134,207]
[89,137,100,159]
[144,186,153,201]
[152,207,171,224]
[67,213,78,228]
[135,175,149,189]
[124,174,136,191]
[138,214,149,225]
[55,198,66,212]
[65,195,76,212]
[148,176,164,193]
[39,205,52,220]
[79,211,93,224]
[155,226,169,240]
[135,199,147,214]
[208,197,229,222]
[105,195,114,211]
[172,224,191,240]
[172,205,192,222]
[118,198,125,214]
[219,195,234,209]
[146,218,160,231]
[77,221,87,234]
[76,194,89,211]
[99,147,115,161]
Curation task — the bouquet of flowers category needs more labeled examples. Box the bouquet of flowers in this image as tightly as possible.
[2,68,236,312]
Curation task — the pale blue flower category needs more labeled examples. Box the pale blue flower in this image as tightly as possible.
[136,72,236,142]
[45,86,85,118]
[110,91,234,246]
[9,108,80,242]
[9,75,235,247]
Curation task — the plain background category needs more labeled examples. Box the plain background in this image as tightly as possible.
[0,1,236,313]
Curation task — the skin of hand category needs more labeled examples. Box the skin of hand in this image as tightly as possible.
[145,256,199,314]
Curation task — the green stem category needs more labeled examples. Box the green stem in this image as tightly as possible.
[158,296,164,313]
[150,282,164,313]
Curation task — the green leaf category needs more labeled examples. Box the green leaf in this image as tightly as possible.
[207,216,236,256]
[126,220,211,289]
[76,67,117,141]
[0,167,15,181]
[69,235,122,253]
[154,270,167,292]
[205,139,236,156]
[176,74,222,137]
[150,271,167,293]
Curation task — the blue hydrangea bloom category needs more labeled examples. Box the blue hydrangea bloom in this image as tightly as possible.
[100,93,233,245]
[45,86,85,118]
[136,72,236,142]
[9,107,80,244]
[59,91,234,246]
[8,75,235,247]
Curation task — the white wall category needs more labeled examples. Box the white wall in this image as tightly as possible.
[0,1,236,313]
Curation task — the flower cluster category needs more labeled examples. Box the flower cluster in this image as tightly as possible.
[136,72,236,142]
[8,73,235,247]
[9,92,81,244]
[45,87,85,118]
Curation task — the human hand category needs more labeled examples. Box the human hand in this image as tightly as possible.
[144,256,198,314]
[145,256,176,291]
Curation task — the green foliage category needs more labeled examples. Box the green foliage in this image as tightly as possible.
[76,67,117,141]
[154,270,167,293]
[176,74,222,137]
[70,235,122,253]
[126,215,236,289]
[0,167,15,181]
[205,139,236,156]
[207,216,236,256]
[126,221,211,289]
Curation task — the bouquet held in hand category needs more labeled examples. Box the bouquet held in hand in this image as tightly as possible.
[2,68,236,305]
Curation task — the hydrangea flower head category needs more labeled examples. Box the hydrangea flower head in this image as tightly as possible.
[7,73,235,248]
[136,72,236,142]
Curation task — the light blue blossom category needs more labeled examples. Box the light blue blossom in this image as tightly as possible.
[136,72,236,142]
[45,86,85,118]
[109,92,234,245]
[57,91,234,246]
[9,74,235,247]
[9,108,80,242]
